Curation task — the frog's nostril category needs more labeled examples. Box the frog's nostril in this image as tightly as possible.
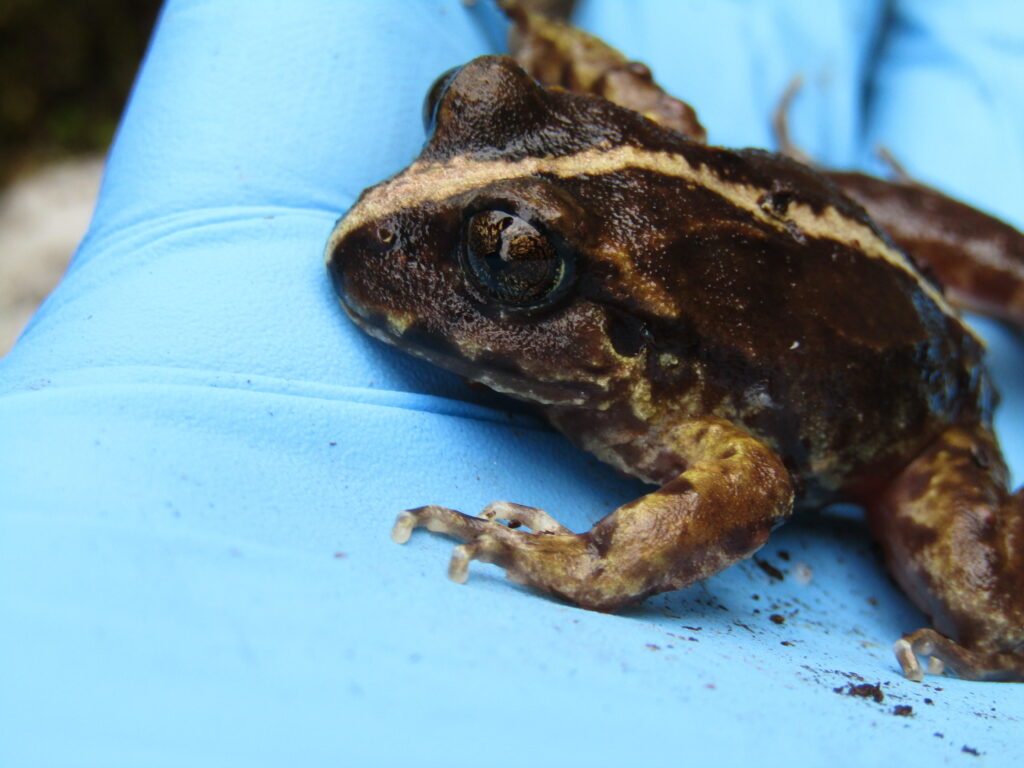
[348,224,399,255]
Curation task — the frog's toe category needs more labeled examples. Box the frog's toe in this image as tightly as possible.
[448,533,505,583]
[894,628,1024,683]
[893,634,936,682]
[391,505,494,545]
[391,510,417,544]
[478,501,572,534]
[392,501,570,547]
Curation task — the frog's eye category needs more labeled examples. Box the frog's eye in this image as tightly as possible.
[462,210,571,310]
[422,66,461,134]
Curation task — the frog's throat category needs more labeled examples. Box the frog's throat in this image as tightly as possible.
[326,145,960,325]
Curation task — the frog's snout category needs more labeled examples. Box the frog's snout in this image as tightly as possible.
[326,217,400,317]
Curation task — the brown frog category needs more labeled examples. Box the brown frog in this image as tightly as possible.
[325,19,1024,682]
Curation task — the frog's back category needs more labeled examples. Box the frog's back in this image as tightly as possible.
[575,142,991,499]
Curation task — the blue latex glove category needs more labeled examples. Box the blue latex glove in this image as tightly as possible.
[2,2,1022,765]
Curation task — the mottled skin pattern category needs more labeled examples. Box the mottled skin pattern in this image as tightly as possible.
[326,53,1024,681]
[873,427,1024,681]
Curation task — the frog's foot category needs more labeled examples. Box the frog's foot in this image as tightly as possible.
[392,502,602,599]
[869,424,1024,682]
[392,419,794,612]
[894,629,1024,683]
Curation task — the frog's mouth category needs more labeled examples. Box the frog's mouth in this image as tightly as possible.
[338,295,596,409]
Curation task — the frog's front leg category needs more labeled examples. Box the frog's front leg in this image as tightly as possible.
[868,424,1024,682]
[393,419,794,612]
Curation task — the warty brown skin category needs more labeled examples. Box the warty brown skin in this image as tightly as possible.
[326,54,1024,682]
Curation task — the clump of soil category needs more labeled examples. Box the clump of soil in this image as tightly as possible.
[834,682,884,703]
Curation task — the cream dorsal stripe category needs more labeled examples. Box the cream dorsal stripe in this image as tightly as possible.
[327,145,959,321]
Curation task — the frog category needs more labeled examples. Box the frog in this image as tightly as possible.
[324,16,1024,683]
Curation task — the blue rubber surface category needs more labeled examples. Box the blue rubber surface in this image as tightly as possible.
[2,1,1022,765]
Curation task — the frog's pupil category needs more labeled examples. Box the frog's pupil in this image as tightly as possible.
[464,210,563,307]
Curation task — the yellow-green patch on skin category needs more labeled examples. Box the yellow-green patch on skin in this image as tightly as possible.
[593,241,681,318]
[340,296,416,337]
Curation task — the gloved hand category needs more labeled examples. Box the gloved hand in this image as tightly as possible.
[1,1,1021,765]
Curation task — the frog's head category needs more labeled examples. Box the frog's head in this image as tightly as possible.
[326,55,687,408]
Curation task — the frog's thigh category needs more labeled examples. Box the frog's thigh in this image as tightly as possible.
[395,418,794,612]
[868,424,1024,681]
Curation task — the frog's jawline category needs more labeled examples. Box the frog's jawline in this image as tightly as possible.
[341,298,592,407]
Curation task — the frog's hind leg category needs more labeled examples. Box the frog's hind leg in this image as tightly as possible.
[392,418,794,612]
[868,423,1024,682]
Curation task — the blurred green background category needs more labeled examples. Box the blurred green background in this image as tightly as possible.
[0,0,162,183]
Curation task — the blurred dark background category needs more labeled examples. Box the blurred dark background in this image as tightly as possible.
[0,0,162,355]
[0,0,162,183]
